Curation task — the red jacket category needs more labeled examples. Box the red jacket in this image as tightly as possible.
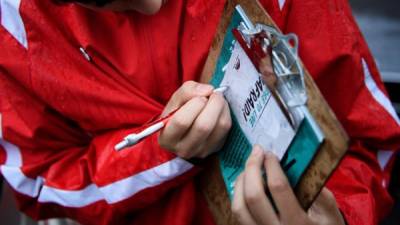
[0,0,399,225]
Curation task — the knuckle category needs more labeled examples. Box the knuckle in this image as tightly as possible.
[157,134,175,150]
[157,134,168,148]
[325,189,335,201]
[171,118,190,130]
[300,215,309,224]
[181,81,196,92]
[293,215,308,225]
[183,80,196,87]
[211,95,226,109]
[211,92,224,102]
[194,123,212,134]
[175,149,191,159]
[195,96,208,104]
[158,137,166,148]
[219,117,232,131]
[172,81,197,101]
[245,155,259,168]
[174,143,195,159]
[244,189,264,205]
[231,203,243,217]
[198,151,210,159]
[323,189,338,207]
[169,93,180,106]
[268,178,289,194]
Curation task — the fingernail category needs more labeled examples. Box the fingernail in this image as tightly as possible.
[253,145,263,156]
[265,150,275,159]
[196,84,213,94]
[199,96,208,102]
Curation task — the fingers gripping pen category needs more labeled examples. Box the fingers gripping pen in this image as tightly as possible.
[114,86,228,151]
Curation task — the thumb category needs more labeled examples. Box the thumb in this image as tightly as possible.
[308,188,345,225]
[312,188,339,212]
[259,55,276,88]
[162,81,214,116]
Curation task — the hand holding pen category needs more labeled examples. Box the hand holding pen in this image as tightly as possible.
[116,81,231,160]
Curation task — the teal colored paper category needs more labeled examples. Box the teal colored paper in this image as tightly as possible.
[281,117,322,187]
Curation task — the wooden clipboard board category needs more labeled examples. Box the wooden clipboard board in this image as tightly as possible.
[198,1,349,224]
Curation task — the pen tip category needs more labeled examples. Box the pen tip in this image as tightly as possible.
[214,86,229,94]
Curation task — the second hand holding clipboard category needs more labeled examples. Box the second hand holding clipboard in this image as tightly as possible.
[198,3,348,221]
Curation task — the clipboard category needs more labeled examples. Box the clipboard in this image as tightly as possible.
[198,1,349,225]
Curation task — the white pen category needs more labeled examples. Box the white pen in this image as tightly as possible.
[115,86,229,151]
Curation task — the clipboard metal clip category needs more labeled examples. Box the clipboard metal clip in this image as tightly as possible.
[233,5,308,129]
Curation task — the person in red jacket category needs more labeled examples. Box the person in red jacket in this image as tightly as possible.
[0,0,398,225]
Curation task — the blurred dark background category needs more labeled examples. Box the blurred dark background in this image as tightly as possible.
[350,0,400,114]
[349,0,400,225]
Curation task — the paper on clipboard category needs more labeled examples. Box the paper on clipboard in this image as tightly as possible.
[209,5,325,199]
[220,42,296,159]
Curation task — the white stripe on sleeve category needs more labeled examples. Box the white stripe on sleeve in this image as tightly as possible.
[278,0,286,10]
[0,113,193,207]
[0,0,28,48]
[362,58,400,125]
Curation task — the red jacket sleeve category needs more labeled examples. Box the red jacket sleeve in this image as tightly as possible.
[327,142,396,225]
[0,28,197,225]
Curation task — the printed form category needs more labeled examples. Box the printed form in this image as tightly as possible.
[220,42,295,159]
